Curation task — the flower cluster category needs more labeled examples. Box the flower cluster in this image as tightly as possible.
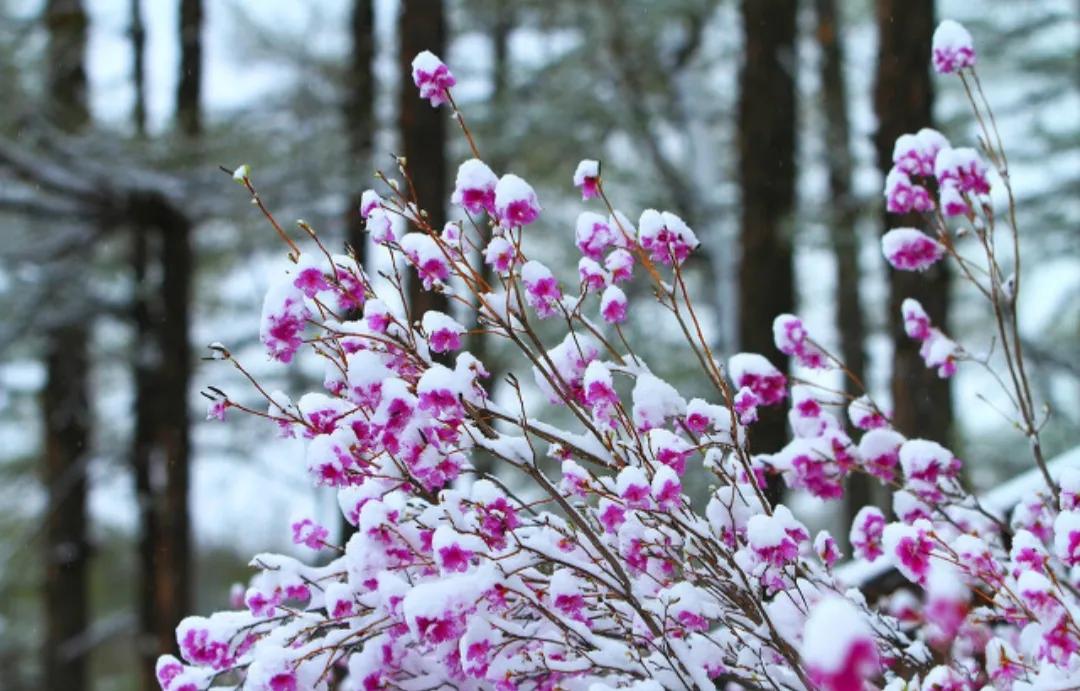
[176,22,1080,691]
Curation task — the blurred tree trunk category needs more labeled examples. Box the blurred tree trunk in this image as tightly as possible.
[177,0,203,136]
[130,0,146,138]
[873,1,952,446]
[737,0,797,470]
[344,0,374,273]
[398,0,449,318]
[814,0,876,523]
[340,0,374,542]
[129,5,199,685]
[42,1,90,689]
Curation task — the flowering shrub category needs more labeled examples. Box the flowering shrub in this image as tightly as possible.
[163,25,1079,691]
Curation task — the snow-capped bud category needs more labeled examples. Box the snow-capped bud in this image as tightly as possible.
[575,212,616,259]
[882,227,945,272]
[638,209,698,266]
[935,147,990,195]
[411,51,456,107]
[232,164,251,182]
[728,353,787,407]
[494,174,541,227]
[892,128,949,177]
[802,598,880,691]
[600,284,627,324]
[577,257,608,293]
[573,159,600,200]
[521,260,562,319]
[452,159,498,215]
[932,20,976,74]
[422,311,465,353]
[605,248,634,283]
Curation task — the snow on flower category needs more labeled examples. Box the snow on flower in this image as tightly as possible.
[575,211,617,259]
[260,276,311,364]
[637,209,698,265]
[892,128,949,177]
[573,159,600,200]
[882,227,945,272]
[935,146,990,195]
[801,598,880,691]
[421,310,465,353]
[772,314,828,369]
[521,260,562,318]
[494,173,541,227]
[728,353,787,407]
[600,284,628,324]
[850,506,886,562]
[451,158,498,215]
[884,166,934,214]
[411,50,456,106]
[932,20,976,74]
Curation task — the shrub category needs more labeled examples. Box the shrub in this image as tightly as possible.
[158,23,1078,691]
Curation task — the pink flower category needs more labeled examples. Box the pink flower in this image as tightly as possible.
[483,236,515,273]
[494,174,541,227]
[521,260,562,319]
[932,20,976,74]
[577,257,608,293]
[651,465,682,511]
[600,285,627,324]
[733,386,759,425]
[884,167,934,214]
[291,518,329,550]
[857,428,904,482]
[850,507,886,562]
[637,209,698,265]
[411,51,456,107]
[575,212,617,259]
[882,227,945,271]
[901,298,932,340]
[935,147,990,195]
[939,181,969,217]
[400,233,451,290]
[728,353,787,407]
[814,530,842,568]
[573,159,600,200]
[422,311,465,354]
[452,159,498,215]
[605,248,634,283]
[883,520,935,584]
[260,280,310,364]
[617,467,651,509]
[802,598,880,691]
[772,314,828,369]
[892,128,949,177]
[206,398,228,421]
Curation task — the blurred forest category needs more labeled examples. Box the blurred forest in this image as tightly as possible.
[0,0,1076,689]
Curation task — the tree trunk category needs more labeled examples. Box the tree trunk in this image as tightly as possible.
[737,0,798,470]
[344,0,375,274]
[814,0,876,524]
[130,0,146,137]
[177,0,203,136]
[42,2,91,688]
[398,0,450,319]
[873,0,952,447]
[129,192,193,688]
[41,327,91,691]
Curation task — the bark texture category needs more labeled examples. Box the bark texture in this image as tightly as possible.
[398,0,450,318]
[873,0,953,446]
[737,0,798,468]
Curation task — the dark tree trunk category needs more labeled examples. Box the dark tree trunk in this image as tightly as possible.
[737,0,797,467]
[41,327,91,691]
[130,0,146,137]
[398,0,450,318]
[129,193,193,687]
[42,2,91,688]
[44,0,89,132]
[130,225,160,691]
[814,0,876,524]
[177,0,203,136]
[344,0,375,270]
[873,0,952,447]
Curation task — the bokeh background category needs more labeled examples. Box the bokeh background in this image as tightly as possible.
[0,0,1076,689]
